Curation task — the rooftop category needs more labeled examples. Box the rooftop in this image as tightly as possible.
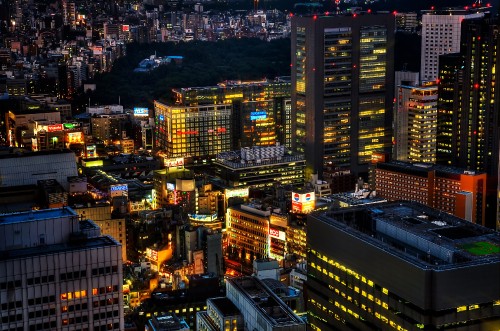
[215,148,304,170]
[147,314,189,331]
[261,278,301,299]
[316,202,500,270]
[228,277,305,327]
[0,148,75,160]
[330,192,387,206]
[0,207,77,225]
[377,161,485,177]
[421,6,491,15]
[209,297,241,317]
[0,235,119,262]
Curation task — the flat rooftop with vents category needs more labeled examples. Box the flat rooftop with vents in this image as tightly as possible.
[317,201,500,269]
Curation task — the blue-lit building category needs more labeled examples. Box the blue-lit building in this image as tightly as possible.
[145,314,190,331]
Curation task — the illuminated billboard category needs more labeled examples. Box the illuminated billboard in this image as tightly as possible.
[63,122,80,129]
[225,187,249,199]
[86,144,96,157]
[250,111,267,121]
[193,250,204,274]
[269,228,286,241]
[47,124,63,132]
[67,132,83,144]
[134,107,149,117]
[164,157,184,168]
[110,184,128,197]
[291,191,316,213]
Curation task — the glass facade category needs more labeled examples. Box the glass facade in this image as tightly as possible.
[295,27,307,153]
[291,15,394,177]
[154,101,232,158]
[436,54,461,165]
[358,26,388,165]
[172,80,292,149]
[323,27,352,167]
[240,100,277,147]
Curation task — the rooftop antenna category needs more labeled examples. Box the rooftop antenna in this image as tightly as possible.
[118,95,121,105]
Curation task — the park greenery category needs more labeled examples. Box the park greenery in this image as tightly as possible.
[86,38,292,109]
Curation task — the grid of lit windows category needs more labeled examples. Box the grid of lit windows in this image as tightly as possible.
[323,27,353,168]
[226,208,269,262]
[155,101,232,158]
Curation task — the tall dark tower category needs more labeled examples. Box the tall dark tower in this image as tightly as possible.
[437,16,500,229]
[436,53,462,165]
[291,12,395,180]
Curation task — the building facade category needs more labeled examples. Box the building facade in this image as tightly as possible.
[214,145,305,188]
[173,78,293,149]
[375,161,487,226]
[394,83,438,163]
[0,207,124,331]
[420,7,485,81]
[196,297,243,331]
[436,16,500,229]
[154,101,232,160]
[226,204,271,263]
[291,13,395,179]
[91,114,129,144]
[0,149,77,190]
[307,202,500,331]
[73,204,127,262]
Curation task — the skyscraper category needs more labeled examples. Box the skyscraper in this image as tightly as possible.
[291,12,394,179]
[394,83,438,163]
[437,16,500,229]
[420,7,485,82]
[436,53,462,165]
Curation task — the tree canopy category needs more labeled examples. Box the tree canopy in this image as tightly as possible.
[87,38,292,109]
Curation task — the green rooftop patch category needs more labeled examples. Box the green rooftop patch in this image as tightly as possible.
[460,241,500,256]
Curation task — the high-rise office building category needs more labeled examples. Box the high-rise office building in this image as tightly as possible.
[437,16,500,229]
[436,53,462,166]
[420,7,485,82]
[0,207,124,331]
[307,202,500,331]
[394,83,438,163]
[291,13,395,179]
[154,101,232,160]
[173,78,292,149]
